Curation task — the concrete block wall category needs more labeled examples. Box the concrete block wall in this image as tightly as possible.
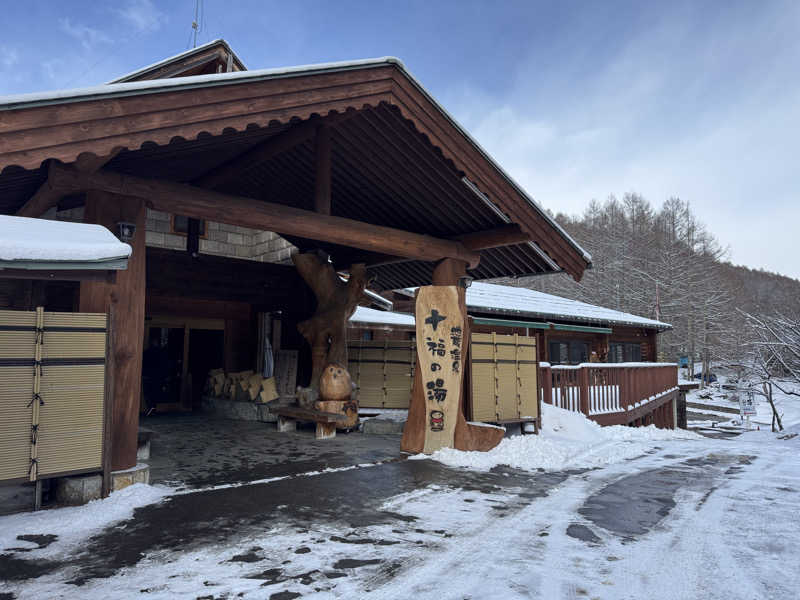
[145,209,297,264]
[46,206,296,265]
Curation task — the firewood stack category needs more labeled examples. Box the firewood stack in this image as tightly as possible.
[204,368,279,404]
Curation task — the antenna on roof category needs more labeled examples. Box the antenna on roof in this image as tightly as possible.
[191,0,203,48]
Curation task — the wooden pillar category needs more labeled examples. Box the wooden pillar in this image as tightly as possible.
[401,259,504,453]
[80,191,146,472]
[648,330,659,361]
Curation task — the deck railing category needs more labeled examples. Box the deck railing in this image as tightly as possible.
[540,362,678,421]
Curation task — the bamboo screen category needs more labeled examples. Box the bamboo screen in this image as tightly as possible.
[347,340,415,409]
[0,309,106,482]
[470,332,538,422]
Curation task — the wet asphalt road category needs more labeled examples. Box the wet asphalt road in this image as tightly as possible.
[0,416,751,596]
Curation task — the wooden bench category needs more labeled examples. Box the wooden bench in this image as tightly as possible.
[273,405,349,440]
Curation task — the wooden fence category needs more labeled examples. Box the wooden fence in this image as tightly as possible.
[540,362,678,427]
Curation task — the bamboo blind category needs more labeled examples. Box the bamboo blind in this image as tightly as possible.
[0,309,106,482]
[470,332,538,422]
[347,340,415,409]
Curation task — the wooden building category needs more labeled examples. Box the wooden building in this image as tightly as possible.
[350,281,670,364]
[347,282,673,428]
[0,41,592,486]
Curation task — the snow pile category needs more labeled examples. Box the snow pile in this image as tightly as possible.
[0,483,171,557]
[0,215,131,263]
[420,403,702,472]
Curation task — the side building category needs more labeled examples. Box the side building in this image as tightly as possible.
[347,282,674,428]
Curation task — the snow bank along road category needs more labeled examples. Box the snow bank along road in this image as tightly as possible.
[1,407,798,599]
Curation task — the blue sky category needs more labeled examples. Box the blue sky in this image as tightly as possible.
[2,1,799,278]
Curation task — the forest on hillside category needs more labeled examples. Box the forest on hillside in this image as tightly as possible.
[505,194,800,369]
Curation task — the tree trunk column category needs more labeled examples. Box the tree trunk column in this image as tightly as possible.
[80,191,146,471]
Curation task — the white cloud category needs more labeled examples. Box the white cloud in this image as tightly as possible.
[115,0,167,34]
[1,46,19,68]
[59,18,112,51]
[442,5,800,278]
[40,58,64,82]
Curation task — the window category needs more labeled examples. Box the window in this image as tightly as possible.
[548,340,589,365]
[171,215,206,237]
[609,342,642,363]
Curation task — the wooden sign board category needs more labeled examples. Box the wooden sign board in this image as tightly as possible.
[415,286,464,453]
[274,349,299,398]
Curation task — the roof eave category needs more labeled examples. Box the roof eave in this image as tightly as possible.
[0,55,590,276]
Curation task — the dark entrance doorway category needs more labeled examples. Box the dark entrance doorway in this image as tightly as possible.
[189,329,224,410]
[143,317,226,413]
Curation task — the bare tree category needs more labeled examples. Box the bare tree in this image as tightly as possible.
[736,310,800,431]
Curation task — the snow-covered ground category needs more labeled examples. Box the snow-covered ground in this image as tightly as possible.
[2,386,799,599]
[418,403,703,472]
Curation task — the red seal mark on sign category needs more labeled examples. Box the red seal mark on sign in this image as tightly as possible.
[429,410,444,431]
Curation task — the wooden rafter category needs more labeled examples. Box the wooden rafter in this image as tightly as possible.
[194,112,353,190]
[314,124,332,214]
[48,163,482,268]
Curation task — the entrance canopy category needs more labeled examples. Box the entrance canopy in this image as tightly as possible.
[0,56,591,288]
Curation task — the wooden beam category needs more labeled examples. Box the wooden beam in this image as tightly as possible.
[454,223,531,251]
[49,164,482,269]
[314,124,332,214]
[17,151,121,218]
[0,268,116,282]
[335,224,533,269]
[16,171,64,218]
[195,112,353,190]
[74,149,121,173]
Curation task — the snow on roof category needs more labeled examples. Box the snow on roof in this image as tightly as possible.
[0,57,404,110]
[108,39,245,84]
[0,54,590,267]
[350,306,415,328]
[399,282,671,330]
[0,216,131,269]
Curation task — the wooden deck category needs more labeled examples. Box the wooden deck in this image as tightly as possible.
[540,363,678,428]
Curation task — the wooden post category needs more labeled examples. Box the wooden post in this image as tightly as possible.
[401,259,504,453]
[579,366,590,416]
[540,363,552,406]
[79,191,146,472]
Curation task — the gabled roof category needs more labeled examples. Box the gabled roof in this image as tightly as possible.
[0,53,592,285]
[398,282,671,330]
[109,39,246,83]
[0,215,130,270]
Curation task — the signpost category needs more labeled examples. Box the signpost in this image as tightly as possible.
[739,389,757,429]
[415,286,464,453]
